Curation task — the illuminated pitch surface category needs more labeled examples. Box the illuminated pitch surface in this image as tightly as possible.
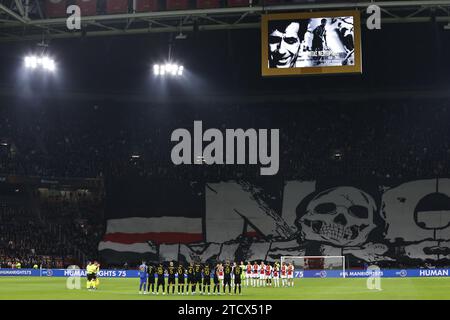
[0,278,450,300]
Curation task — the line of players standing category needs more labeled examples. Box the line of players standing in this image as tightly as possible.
[248,261,295,288]
[138,260,295,295]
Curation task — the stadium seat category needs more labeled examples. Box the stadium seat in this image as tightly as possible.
[262,0,283,5]
[227,0,251,7]
[106,0,129,14]
[166,0,189,10]
[134,0,159,12]
[196,0,220,9]
[75,0,98,16]
[44,0,67,18]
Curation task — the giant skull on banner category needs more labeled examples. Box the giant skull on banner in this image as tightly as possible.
[298,186,377,247]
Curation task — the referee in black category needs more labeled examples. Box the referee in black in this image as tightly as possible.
[223,260,232,295]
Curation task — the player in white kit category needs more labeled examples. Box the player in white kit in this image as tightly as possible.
[218,263,224,288]
[265,263,272,287]
[280,262,287,287]
[259,261,266,287]
[273,264,280,287]
[245,262,252,287]
[287,263,294,287]
[252,261,259,287]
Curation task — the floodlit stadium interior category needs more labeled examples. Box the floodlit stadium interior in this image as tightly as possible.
[1,0,450,302]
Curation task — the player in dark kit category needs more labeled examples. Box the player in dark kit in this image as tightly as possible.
[156,263,165,295]
[177,263,186,295]
[167,261,176,295]
[193,261,202,294]
[186,262,195,295]
[213,263,221,295]
[223,261,232,295]
[202,264,212,295]
[233,262,243,295]
[147,263,156,294]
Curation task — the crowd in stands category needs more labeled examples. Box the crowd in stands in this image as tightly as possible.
[1,97,449,181]
[0,206,64,268]
[0,192,103,268]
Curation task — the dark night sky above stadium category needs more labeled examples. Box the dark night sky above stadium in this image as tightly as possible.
[0,21,448,98]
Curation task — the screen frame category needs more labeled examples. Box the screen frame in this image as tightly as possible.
[261,10,362,77]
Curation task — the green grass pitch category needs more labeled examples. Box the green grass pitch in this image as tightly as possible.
[1,277,450,299]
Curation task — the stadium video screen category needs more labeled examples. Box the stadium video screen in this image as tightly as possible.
[261,10,362,76]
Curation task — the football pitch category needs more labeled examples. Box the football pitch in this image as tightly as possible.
[0,277,450,300]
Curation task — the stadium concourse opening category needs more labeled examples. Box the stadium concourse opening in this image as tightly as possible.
[1,0,450,304]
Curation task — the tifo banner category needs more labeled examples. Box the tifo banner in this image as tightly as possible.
[1,268,449,278]
[100,177,450,266]
[101,179,204,264]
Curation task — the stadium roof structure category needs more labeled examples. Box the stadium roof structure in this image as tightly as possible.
[1,0,450,42]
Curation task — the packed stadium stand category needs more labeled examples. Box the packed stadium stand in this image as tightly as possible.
[1,97,450,180]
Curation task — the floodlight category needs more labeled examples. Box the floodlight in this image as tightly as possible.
[153,64,160,75]
[24,56,37,69]
[24,55,56,72]
[153,63,184,77]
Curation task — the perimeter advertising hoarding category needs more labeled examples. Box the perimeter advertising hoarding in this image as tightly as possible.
[1,269,449,278]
